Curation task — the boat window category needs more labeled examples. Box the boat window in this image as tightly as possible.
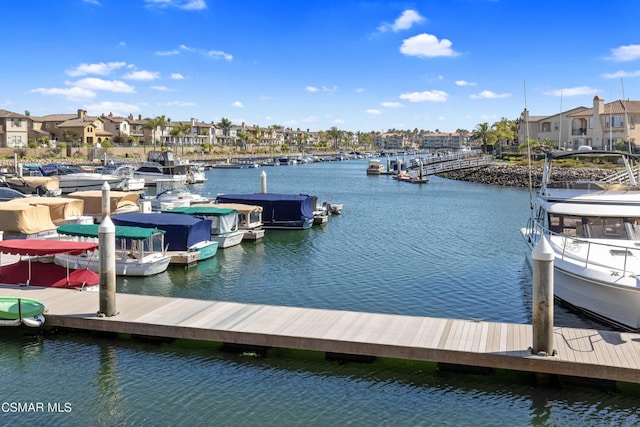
[625,218,640,240]
[549,214,581,236]
[586,217,625,239]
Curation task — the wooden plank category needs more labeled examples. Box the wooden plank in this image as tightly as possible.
[2,285,640,384]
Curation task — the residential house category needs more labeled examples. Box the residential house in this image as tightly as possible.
[101,113,131,142]
[374,133,405,150]
[34,109,112,147]
[421,132,466,150]
[0,109,29,148]
[519,96,640,150]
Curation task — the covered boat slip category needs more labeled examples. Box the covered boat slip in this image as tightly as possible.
[0,197,85,230]
[55,224,171,277]
[215,193,314,229]
[163,205,243,248]
[0,240,99,289]
[67,190,140,220]
[213,202,265,240]
[111,212,217,264]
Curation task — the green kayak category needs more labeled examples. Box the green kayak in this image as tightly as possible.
[0,297,45,320]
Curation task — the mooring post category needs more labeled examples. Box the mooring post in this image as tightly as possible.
[532,236,554,355]
[101,181,110,218]
[260,170,267,193]
[98,215,117,317]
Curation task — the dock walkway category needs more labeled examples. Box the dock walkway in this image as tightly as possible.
[3,285,640,384]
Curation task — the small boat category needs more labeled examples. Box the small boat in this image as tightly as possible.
[2,175,61,197]
[67,190,140,222]
[0,297,45,328]
[164,205,244,248]
[29,164,131,193]
[54,223,172,277]
[366,159,385,175]
[216,193,314,229]
[521,148,640,330]
[7,196,90,226]
[144,178,210,211]
[0,239,100,290]
[214,203,265,240]
[134,150,190,186]
[0,199,58,239]
[112,212,218,262]
[100,163,146,191]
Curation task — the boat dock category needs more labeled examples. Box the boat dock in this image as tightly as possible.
[2,285,640,385]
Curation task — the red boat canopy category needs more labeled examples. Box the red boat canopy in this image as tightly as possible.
[0,240,98,256]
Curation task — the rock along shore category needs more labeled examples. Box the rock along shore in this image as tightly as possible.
[437,163,612,188]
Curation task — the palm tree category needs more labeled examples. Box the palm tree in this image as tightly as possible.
[328,126,342,151]
[217,117,233,147]
[492,117,517,156]
[471,122,491,154]
[143,115,167,152]
[173,122,192,155]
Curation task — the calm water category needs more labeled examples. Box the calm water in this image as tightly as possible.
[2,159,639,426]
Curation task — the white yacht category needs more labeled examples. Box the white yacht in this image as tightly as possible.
[521,148,640,330]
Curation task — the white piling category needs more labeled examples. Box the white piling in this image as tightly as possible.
[101,181,110,218]
[260,170,267,193]
[98,215,117,317]
[532,236,554,355]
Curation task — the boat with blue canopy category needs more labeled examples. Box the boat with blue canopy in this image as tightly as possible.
[215,193,314,229]
[163,205,244,248]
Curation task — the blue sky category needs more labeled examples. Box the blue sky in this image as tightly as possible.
[4,0,640,133]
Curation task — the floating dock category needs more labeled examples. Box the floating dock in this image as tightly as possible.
[1,284,639,384]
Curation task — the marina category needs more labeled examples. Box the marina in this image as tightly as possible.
[2,158,640,425]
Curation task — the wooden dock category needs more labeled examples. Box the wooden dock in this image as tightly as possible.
[2,284,640,384]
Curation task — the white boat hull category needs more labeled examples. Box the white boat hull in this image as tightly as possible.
[211,231,244,248]
[54,252,172,277]
[57,175,124,193]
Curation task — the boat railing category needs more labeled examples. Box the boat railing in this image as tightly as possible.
[529,221,638,277]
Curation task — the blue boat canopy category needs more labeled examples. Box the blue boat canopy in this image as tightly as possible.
[112,212,211,251]
[215,193,313,224]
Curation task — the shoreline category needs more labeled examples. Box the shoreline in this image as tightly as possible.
[437,163,612,188]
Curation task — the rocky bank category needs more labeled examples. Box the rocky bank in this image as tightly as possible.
[437,163,612,188]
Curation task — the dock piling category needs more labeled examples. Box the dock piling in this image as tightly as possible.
[98,215,117,317]
[532,236,554,355]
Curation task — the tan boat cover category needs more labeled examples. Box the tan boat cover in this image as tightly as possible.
[67,191,140,215]
[0,200,57,234]
[7,197,84,225]
[8,176,60,190]
[214,203,263,228]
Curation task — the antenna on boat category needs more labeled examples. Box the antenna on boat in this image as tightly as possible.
[524,81,534,211]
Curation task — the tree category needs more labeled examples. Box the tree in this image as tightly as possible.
[173,122,191,155]
[143,115,167,152]
[327,126,342,150]
[471,122,491,154]
[491,117,517,156]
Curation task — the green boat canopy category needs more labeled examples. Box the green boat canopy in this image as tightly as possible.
[57,223,165,240]
[163,206,238,216]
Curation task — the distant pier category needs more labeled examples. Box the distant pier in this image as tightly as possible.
[2,284,640,385]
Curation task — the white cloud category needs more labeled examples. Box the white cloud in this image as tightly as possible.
[69,77,136,93]
[399,90,448,102]
[455,80,476,86]
[123,70,160,80]
[30,86,96,100]
[82,0,100,5]
[378,9,425,32]
[400,34,458,58]
[156,50,180,56]
[323,85,337,93]
[306,86,319,92]
[66,61,127,76]
[606,44,640,62]
[380,101,403,107]
[232,101,244,108]
[366,109,382,115]
[469,90,510,99]
[542,86,599,97]
[355,88,365,93]
[171,73,185,80]
[144,0,207,11]
[151,86,174,91]
[207,50,233,61]
[602,70,640,79]
[166,101,197,107]
[86,101,141,114]
[300,116,317,122]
